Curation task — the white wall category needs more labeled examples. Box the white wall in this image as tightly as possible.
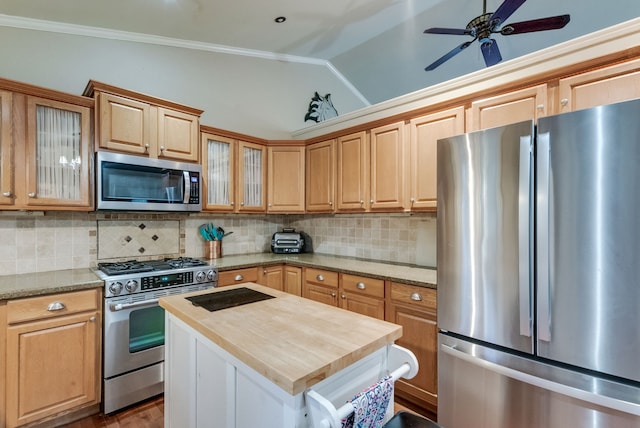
[0,26,367,139]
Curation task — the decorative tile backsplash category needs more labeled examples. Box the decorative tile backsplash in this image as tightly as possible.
[97,220,180,260]
[0,210,437,276]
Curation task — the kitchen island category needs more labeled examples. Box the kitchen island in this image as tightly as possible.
[159,283,405,428]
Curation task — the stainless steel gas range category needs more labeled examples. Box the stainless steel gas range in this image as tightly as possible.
[95,257,217,414]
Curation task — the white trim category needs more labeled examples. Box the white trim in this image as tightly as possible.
[292,17,640,139]
[0,13,367,103]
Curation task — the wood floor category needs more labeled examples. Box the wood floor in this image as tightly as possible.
[62,395,431,427]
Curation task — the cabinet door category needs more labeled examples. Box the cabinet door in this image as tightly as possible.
[337,131,368,211]
[468,84,547,131]
[386,283,438,414]
[267,146,305,213]
[306,139,336,212]
[258,265,284,291]
[98,92,151,154]
[157,107,200,162]
[284,266,302,296]
[237,141,266,212]
[340,292,385,320]
[303,268,338,305]
[304,284,338,306]
[24,96,92,209]
[202,133,235,212]
[369,122,407,211]
[409,107,465,211]
[558,57,640,113]
[0,90,13,206]
[6,311,99,427]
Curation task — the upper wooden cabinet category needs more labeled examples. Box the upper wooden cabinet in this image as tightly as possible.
[408,107,465,211]
[84,81,202,162]
[267,145,305,213]
[306,139,336,213]
[0,90,13,207]
[336,131,369,212]
[558,57,640,113]
[467,84,547,131]
[0,79,93,211]
[201,131,266,213]
[369,122,408,211]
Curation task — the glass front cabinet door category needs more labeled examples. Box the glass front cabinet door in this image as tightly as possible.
[0,90,13,206]
[24,97,92,209]
[202,133,235,212]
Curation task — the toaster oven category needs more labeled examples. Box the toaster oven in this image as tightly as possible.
[271,228,305,254]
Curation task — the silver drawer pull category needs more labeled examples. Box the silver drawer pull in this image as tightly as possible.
[316,274,324,281]
[356,282,366,290]
[410,292,423,302]
[47,301,66,311]
[235,274,244,281]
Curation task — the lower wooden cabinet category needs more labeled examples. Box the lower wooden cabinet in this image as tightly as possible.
[217,267,259,287]
[386,282,437,415]
[258,265,284,291]
[283,266,302,296]
[302,268,385,320]
[4,289,101,428]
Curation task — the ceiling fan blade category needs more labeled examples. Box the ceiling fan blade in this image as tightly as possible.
[423,27,470,36]
[490,0,526,27]
[500,14,570,35]
[481,39,502,67]
[425,40,475,71]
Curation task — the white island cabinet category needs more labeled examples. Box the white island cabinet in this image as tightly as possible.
[159,283,404,428]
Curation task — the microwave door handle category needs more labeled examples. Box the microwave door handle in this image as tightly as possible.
[183,171,191,204]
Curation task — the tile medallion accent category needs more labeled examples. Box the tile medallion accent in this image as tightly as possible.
[98,220,180,260]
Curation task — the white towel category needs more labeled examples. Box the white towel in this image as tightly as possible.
[341,375,394,428]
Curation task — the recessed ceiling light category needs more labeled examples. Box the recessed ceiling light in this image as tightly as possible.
[274,16,286,23]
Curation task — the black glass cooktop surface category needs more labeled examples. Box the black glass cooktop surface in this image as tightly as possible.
[186,287,275,312]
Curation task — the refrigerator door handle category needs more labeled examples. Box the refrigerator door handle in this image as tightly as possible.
[441,342,640,417]
[518,135,533,337]
[537,132,552,342]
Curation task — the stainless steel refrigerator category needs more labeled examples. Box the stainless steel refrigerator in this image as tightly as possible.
[436,99,640,428]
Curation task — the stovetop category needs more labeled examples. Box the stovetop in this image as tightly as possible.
[97,257,217,297]
[98,257,209,276]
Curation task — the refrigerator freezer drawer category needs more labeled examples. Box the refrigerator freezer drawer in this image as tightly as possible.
[438,334,640,428]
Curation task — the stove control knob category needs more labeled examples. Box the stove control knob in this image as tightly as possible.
[196,271,206,282]
[109,281,123,295]
[125,280,139,293]
[206,269,216,281]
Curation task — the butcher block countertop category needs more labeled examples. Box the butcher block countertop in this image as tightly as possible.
[159,282,403,396]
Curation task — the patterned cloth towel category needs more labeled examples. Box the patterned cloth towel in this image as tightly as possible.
[341,375,394,428]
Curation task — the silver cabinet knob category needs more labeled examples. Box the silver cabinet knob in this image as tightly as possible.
[235,274,244,281]
[410,292,423,301]
[341,294,346,299]
[316,274,324,281]
[89,316,96,322]
[356,282,366,290]
[370,199,374,204]
[2,191,10,197]
[329,201,333,206]
[560,98,569,106]
[537,104,544,110]
[330,292,336,298]
[160,146,165,152]
[28,192,36,198]
[410,198,415,204]
[47,301,66,311]
[359,200,364,205]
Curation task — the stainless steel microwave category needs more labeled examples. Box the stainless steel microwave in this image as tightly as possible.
[96,151,202,212]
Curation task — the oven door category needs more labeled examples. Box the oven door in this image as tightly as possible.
[104,297,165,379]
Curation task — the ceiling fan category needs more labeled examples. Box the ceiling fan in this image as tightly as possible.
[423,0,570,71]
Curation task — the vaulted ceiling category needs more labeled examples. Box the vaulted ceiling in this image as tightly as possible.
[0,0,638,106]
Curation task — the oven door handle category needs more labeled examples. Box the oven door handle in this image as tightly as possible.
[109,299,159,312]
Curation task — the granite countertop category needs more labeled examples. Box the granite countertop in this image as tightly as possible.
[0,253,436,301]
[207,253,437,289]
[0,268,104,300]
[159,283,402,395]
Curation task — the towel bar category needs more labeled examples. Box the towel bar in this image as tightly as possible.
[306,344,419,428]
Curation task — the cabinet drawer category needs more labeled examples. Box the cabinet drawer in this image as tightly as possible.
[389,282,436,311]
[218,268,259,286]
[7,289,99,325]
[304,268,339,288]
[341,274,384,298]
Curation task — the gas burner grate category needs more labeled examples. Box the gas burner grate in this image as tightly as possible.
[98,260,156,275]
[164,257,208,268]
